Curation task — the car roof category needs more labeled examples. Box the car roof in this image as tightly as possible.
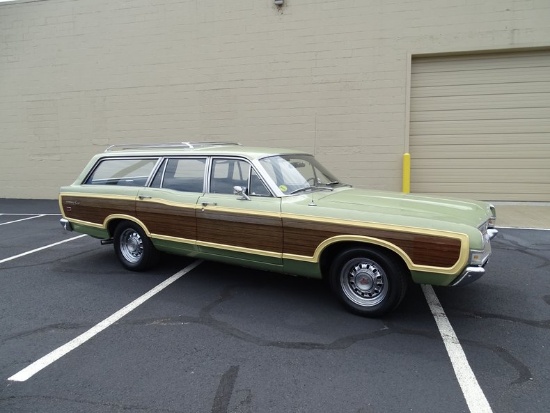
[99,142,309,161]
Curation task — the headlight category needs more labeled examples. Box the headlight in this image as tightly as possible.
[470,223,492,266]
[488,204,496,228]
[478,221,488,235]
[478,219,498,240]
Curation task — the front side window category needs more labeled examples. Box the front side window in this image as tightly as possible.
[208,158,271,197]
[210,159,250,194]
[85,158,158,187]
[249,168,271,197]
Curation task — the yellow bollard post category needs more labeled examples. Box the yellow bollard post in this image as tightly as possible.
[402,153,411,194]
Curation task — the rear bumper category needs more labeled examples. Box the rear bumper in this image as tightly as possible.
[60,218,73,231]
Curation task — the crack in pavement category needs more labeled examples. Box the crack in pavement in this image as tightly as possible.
[385,322,533,385]
[0,394,185,412]
[1,323,85,344]
[450,309,550,329]
[493,236,550,269]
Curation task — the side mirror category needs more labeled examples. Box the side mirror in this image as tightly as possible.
[233,185,251,201]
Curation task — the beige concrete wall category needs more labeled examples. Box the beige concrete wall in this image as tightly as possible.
[1,0,549,199]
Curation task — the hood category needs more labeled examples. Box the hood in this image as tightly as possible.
[308,187,491,229]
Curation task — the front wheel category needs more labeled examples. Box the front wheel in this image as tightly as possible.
[113,222,159,271]
[329,248,408,317]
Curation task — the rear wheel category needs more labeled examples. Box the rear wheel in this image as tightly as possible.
[329,247,408,317]
[113,222,159,271]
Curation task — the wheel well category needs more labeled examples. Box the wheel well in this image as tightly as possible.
[106,219,124,237]
[319,241,410,281]
[106,218,151,239]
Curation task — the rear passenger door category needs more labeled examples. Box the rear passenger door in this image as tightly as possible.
[196,157,283,268]
[136,157,207,254]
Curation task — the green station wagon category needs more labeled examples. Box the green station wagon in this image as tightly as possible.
[59,142,498,316]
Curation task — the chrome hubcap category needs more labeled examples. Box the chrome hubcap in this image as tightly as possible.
[120,228,143,264]
[340,258,388,307]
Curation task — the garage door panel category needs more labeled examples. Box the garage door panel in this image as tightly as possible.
[412,134,550,146]
[412,107,550,122]
[412,94,550,112]
[411,119,550,135]
[411,82,550,98]
[411,144,550,159]
[411,190,550,202]
[413,182,550,194]
[412,170,549,184]
[412,158,550,169]
[412,67,550,87]
[412,52,550,73]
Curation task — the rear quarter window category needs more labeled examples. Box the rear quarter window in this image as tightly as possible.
[84,158,158,187]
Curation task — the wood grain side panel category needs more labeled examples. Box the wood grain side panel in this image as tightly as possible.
[197,210,283,253]
[283,218,461,268]
[137,202,196,239]
[61,196,135,225]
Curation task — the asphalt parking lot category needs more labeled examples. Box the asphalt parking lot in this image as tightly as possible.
[0,199,549,413]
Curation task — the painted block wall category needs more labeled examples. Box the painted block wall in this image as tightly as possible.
[1,0,549,198]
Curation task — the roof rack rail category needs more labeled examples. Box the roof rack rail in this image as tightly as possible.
[104,142,241,152]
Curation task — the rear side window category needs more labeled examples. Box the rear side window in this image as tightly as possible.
[151,158,206,192]
[84,158,158,187]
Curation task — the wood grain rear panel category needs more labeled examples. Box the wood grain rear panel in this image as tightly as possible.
[61,195,135,225]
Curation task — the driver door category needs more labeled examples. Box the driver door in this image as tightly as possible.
[196,157,283,268]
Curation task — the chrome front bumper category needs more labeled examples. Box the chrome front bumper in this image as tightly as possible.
[451,266,486,287]
[60,218,73,231]
[452,223,497,287]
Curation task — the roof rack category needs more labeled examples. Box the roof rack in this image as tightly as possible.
[104,142,241,152]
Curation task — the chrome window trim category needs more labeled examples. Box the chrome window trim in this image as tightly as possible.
[82,156,161,186]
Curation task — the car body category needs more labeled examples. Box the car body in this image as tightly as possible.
[59,142,497,316]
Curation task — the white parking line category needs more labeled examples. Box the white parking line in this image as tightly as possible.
[8,260,203,382]
[0,215,46,226]
[497,226,550,231]
[422,285,493,413]
[0,213,61,217]
[0,235,88,265]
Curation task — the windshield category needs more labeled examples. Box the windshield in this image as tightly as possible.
[259,154,345,195]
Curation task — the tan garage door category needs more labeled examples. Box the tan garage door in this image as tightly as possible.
[410,50,550,201]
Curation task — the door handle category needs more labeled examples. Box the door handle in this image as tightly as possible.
[138,195,152,200]
[201,202,217,211]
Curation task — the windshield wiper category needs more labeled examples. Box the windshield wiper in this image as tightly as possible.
[290,186,334,195]
[326,180,352,188]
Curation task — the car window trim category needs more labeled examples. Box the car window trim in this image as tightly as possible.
[82,156,161,186]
